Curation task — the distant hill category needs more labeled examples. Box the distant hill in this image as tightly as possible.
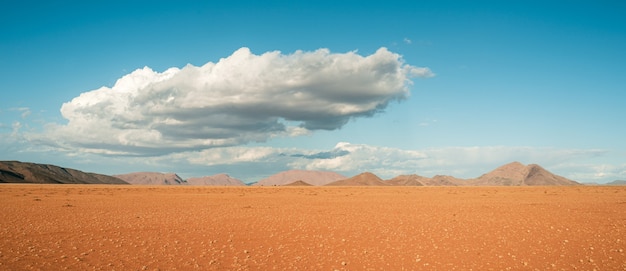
[468,162,579,186]
[386,174,464,186]
[114,172,186,185]
[186,174,245,186]
[386,174,426,186]
[0,161,127,184]
[605,180,626,186]
[283,180,313,186]
[255,170,346,186]
[326,172,389,186]
[426,175,465,186]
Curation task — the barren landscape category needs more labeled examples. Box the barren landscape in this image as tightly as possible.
[1,185,625,270]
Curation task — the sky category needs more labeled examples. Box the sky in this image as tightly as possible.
[1,0,625,184]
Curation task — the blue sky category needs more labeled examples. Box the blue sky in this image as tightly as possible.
[1,0,625,183]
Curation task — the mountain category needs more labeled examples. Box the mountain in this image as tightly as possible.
[0,161,127,184]
[605,180,626,186]
[326,172,390,186]
[114,172,186,185]
[283,180,313,186]
[469,162,579,186]
[424,175,465,186]
[386,174,466,186]
[186,174,245,186]
[386,174,463,186]
[386,174,426,186]
[470,161,528,186]
[254,170,346,186]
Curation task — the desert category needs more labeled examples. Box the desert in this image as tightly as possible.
[1,184,624,270]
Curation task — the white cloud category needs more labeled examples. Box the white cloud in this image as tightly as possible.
[412,146,607,178]
[16,107,31,118]
[30,47,432,155]
[187,146,278,166]
[11,122,21,137]
[419,119,437,126]
[553,163,626,183]
[4,107,31,119]
[288,142,427,177]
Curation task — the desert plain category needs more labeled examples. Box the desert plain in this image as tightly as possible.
[1,185,625,270]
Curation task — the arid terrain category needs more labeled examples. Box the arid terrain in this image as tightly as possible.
[1,185,624,270]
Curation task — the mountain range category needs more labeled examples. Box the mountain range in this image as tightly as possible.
[385,162,580,186]
[0,160,595,186]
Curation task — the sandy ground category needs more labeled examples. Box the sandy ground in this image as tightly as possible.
[1,185,624,270]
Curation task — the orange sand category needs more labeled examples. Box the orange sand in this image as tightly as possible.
[1,185,624,270]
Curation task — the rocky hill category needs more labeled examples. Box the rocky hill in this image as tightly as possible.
[186,174,245,186]
[114,172,186,185]
[424,175,465,186]
[283,180,314,186]
[255,170,346,186]
[386,174,464,186]
[386,174,426,186]
[468,162,579,186]
[605,180,626,186]
[326,172,389,186]
[0,161,127,184]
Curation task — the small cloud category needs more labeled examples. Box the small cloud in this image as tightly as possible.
[419,119,438,127]
[187,146,277,166]
[291,149,350,159]
[18,108,31,118]
[11,121,21,136]
[23,111,31,119]
[7,107,31,119]
[403,38,412,44]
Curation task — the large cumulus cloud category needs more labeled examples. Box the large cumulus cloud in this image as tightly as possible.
[38,47,432,155]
